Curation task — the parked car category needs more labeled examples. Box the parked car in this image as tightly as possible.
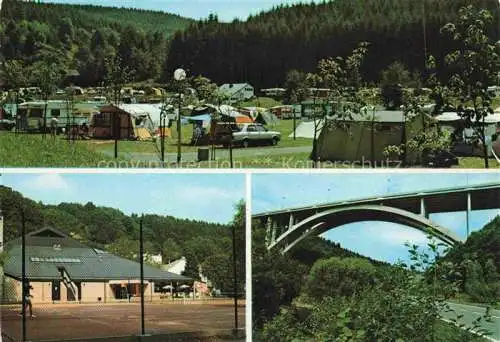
[221,123,281,148]
[421,148,459,168]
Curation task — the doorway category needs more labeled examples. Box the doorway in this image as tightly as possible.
[51,280,61,301]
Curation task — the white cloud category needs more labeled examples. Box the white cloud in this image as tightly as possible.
[363,223,429,246]
[23,174,72,191]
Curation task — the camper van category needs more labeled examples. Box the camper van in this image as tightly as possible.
[16,101,98,132]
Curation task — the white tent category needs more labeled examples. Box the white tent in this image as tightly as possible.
[288,120,325,139]
[117,103,168,129]
[484,113,500,123]
[435,112,461,122]
[435,112,500,124]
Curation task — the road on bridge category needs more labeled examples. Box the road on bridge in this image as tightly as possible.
[442,302,500,341]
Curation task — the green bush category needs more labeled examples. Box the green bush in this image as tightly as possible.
[303,257,377,301]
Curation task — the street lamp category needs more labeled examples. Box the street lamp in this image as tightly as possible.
[231,219,238,336]
[174,68,186,164]
[159,102,169,164]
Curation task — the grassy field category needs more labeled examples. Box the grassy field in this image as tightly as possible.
[269,119,314,147]
[239,97,283,108]
[86,118,313,156]
[449,294,500,310]
[434,320,488,341]
[492,96,500,109]
[86,123,200,155]
[0,132,123,167]
[455,157,500,169]
[2,125,499,168]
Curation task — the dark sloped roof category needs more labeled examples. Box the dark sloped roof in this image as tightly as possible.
[4,227,190,282]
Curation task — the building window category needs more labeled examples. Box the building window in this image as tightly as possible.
[51,109,61,117]
[30,108,43,118]
[376,124,393,132]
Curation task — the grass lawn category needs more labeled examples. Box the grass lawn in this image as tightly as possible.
[87,118,313,155]
[449,295,500,310]
[492,96,500,109]
[455,157,500,169]
[0,132,123,167]
[269,119,313,148]
[87,123,199,154]
[239,97,283,108]
[1,127,498,168]
[434,320,488,341]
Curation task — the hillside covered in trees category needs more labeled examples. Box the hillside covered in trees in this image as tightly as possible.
[0,185,244,291]
[166,0,500,89]
[251,218,388,327]
[0,0,193,86]
[253,214,500,340]
[438,215,500,304]
[1,0,498,89]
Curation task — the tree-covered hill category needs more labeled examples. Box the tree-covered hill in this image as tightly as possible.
[443,216,500,271]
[436,216,500,303]
[166,0,500,89]
[0,185,244,290]
[251,217,389,326]
[0,0,193,86]
[1,1,191,39]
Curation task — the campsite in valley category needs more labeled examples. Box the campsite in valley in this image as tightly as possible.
[0,0,499,168]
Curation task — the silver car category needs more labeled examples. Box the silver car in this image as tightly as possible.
[226,123,281,148]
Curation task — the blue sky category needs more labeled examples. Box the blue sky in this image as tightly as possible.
[2,173,244,224]
[252,172,500,263]
[39,0,311,22]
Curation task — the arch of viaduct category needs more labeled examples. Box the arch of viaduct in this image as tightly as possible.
[253,182,500,254]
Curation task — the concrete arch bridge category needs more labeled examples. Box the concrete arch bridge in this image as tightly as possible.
[253,182,500,254]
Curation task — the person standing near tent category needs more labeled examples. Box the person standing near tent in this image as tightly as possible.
[192,122,203,145]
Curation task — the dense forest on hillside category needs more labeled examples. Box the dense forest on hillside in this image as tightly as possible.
[444,216,500,270]
[0,185,245,291]
[253,214,499,340]
[1,0,498,89]
[166,0,500,89]
[0,0,192,86]
[251,218,388,327]
[438,216,500,303]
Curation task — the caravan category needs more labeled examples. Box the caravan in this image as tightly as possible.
[16,101,99,132]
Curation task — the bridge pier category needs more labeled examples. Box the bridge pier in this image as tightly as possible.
[420,197,429,219]
[265,217,272,247]
[271,219,277,246]
[466,192,471,237]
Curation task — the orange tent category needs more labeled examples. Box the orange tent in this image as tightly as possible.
[234,115,254,124]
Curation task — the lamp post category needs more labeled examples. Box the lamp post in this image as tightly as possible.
[21,208,27,342]
[159,104,167,164]
[174,68,186,164]
[231,220,238,336]
[139,216,145,336]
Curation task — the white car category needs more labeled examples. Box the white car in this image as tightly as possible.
[222,123,281,148]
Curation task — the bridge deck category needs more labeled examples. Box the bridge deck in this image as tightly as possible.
[254,182,500,219]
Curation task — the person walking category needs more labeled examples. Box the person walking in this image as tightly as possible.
[19,281,35,318]
[50,116,59,138]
